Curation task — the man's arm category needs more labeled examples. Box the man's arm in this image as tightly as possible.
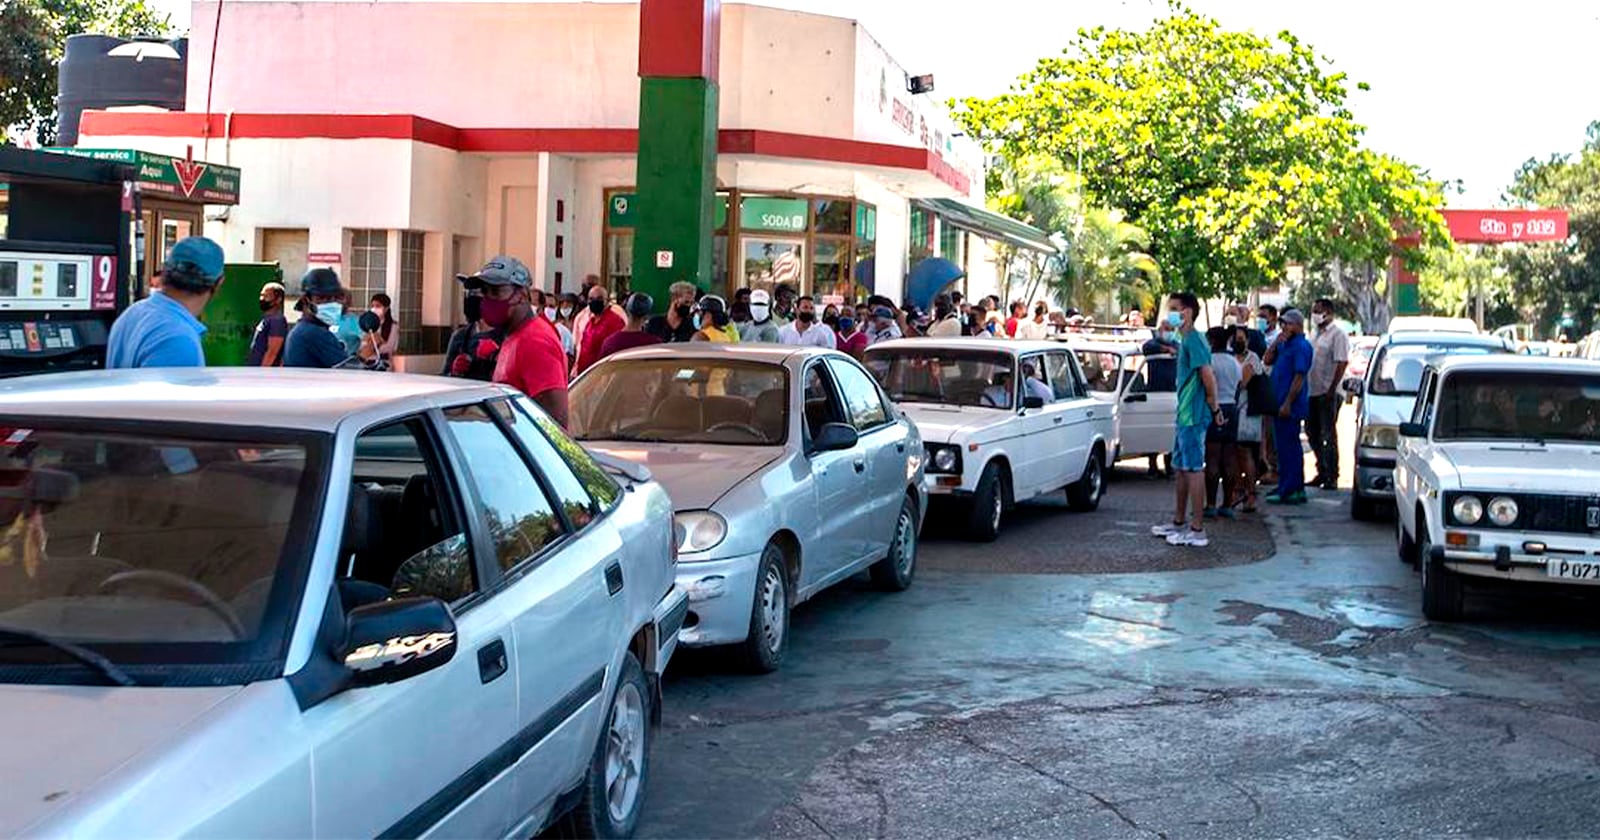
[1263,336,1281,366]
[533,387,570,429]
[1280,374,1305,418]
[1198,365,1221,420]
[1327,331,1350,395]
[261,336,285,367]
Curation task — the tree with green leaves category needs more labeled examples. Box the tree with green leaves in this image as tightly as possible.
[955,8,1448,305]
[985,154,1076,303]
[0,0,173,143]
[1052,206,1159,320]
[1498,121,1600,338]
[1416,244,1514,325]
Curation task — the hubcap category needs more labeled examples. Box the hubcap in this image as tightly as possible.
[895,508,917,574]
[760,564,786,653]
[989,484,1003,531]
[604,682,646,823]
[1088,458,1103,499]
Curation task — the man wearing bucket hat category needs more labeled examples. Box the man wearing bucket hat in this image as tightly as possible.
[106,236,226,368]
[459,255,571,427]
[283,267,353,368]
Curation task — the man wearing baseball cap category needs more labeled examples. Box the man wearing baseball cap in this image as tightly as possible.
[283,267,353,368]
[106,236,226,368]
[739,289,781,343]
[459,256,570,427]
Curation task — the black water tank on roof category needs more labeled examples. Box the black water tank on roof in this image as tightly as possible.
[57,34,188,146]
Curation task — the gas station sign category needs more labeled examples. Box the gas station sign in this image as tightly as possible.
[46,148,241,205]
[1441,209,1568,243]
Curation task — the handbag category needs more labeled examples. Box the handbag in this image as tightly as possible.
[1246,369,1277,417]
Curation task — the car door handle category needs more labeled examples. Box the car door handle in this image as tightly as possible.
[853,459,866,473]
[1086,410,1096,419]
[604,560,625,596]
[896,442,906,453]
[477,639,508,684]
[1053,416,1064,424]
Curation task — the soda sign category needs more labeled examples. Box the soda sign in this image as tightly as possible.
[1442,209,1568,243]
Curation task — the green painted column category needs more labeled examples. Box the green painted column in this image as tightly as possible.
[631,77,719,303]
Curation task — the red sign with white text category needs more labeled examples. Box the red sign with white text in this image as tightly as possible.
[91,256,117,310]
[1441,209,1568,243]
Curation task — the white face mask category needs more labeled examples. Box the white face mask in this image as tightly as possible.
[751,304,770,321]
[558,306,573,319]
[543,306,557,321]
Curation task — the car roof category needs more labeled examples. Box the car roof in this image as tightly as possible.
[1433,355,1600,375]
[0,368,506,432]
[868,337,1065,354]
[598,343,828,367]
[1064,341,1141,355]
[1380,331,1509,349]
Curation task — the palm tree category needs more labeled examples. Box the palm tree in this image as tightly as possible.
[987,155,1078,302]
[1049,207,1161,321]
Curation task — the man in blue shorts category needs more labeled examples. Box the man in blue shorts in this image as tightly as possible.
[1151,291,1223,547]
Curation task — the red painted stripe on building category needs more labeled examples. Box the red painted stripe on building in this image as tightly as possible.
[78,111,968,191]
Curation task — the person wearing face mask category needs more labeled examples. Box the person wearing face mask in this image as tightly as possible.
[865,305,903,345]
[740,288,782,343]
[1303,297,1350,490]
[691,295,739,342]
[284,268,354,368]
[1257,304,1281,346]
[646,281,700,343]
[777,295,837,348]
[598,292,664,361]
[1229,326,1265,512]
[1150,292,1222,548]
[534,290,577,366]
[441,291,502,380]
[834,313,868,359]
[927,293,963,336]
[773,283,798,325]
[107,236,227,369]
[247,281,288,367]
[460,256,570,426]
[359,292,399,369]
[1263,309,1313,504]
[574,284,626,375]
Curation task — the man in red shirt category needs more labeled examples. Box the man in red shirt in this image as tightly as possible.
[1004,300,1027,338]
[574,283,625,374]
[458,256,570,427]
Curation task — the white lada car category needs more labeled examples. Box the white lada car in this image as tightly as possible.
[1393,356,1600,620]
[865,338,1115,541]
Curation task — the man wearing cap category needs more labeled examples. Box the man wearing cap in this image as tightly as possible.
[106,236,226,369]
[598,293,664,362]
[283,268,353,368]
[247,281,289,367]
[461,256,571,427]
[1263,308,1314,505]
[865,306,903,345]
[740,289,782,343]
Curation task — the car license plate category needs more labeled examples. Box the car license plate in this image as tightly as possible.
[1545,558,1600,581]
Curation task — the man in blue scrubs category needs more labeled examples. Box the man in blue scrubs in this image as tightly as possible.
[106,236,226,369]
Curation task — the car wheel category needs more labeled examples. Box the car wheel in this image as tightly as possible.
[1066,449,1105,512]
[870,495,919,592]
[966,462,1006,542]
[735,542,789,673]
[559,652,651,839]
[1420,532,1464,622]
[1397,510,1418,564]
[1350,491,1379,522]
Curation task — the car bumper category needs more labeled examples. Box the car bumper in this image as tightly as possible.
[922,472,971,497]
[1354,449,1396,498]
[674,551,763,647]
[653,583,689,672]
[1430,544,1600,587]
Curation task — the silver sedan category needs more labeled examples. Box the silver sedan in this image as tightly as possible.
[570,344,927,672]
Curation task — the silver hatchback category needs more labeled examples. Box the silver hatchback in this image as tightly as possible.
[0,369,685,838]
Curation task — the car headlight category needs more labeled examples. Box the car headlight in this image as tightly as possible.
[925,444,961,474]
[1487,496,1519,527]
[1359,424,1400,449]
[1451,495,1483,526]
[673,511,728,555]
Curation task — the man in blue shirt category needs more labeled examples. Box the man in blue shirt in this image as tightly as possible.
[1263,309,1314,504]
[106,237,226,369]
[1151,291,1222,548]
[283,268,352,368]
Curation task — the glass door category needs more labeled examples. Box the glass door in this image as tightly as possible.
[742,237,805,296]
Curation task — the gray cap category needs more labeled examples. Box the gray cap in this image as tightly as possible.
[457,255,531,290]
[1280,309,1306,326]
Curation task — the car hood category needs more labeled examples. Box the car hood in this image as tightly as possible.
[0,683,240,835]
[896,402,1013,444]
[582,442,782,510]
[1441,444,1600,494]
[1361,393,1417,427]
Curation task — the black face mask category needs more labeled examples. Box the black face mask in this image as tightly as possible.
[258,298,274,312]
[675,303,693,320]
[587,298,606,315]
[798,310,816,324]
[463,295,482,323]
[823,314,839,328]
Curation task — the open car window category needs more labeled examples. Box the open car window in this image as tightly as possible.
[568,359,790,446]
[865,349,1017,409]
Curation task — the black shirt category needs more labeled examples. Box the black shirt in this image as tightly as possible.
[645,314,696,343]
[283,318,350,368]
[247,313,288,366]
[1141,337,1178,392]
[441,324,504,381]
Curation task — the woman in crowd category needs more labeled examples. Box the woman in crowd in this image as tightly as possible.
[1204,326,1242,519]
[360,292,399,368]
[835,313,868,359]
[691,295,739,342]
[1230,325,1265,512]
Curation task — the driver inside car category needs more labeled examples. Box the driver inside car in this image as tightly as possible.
[981,372,1015,409]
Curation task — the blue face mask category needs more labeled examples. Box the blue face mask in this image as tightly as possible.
[693,313,705,330]
[1165,310,1183,329]
[315,301,344,325]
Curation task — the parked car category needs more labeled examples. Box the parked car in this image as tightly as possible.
[864,338,1115,542]
[1392,356,1600,620]
[1344,331,1513,520]
[0,369,685,838]
[1071,341,1175,465]
[568,344,924,673]
[1344,335,1381,397]
[1387,315,1479,335]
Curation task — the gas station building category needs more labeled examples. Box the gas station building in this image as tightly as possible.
[76,1,1051,368]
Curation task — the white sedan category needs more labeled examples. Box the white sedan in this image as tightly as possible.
[865,338,1116,541]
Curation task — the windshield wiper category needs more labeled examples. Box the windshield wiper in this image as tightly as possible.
[0,625,137,686]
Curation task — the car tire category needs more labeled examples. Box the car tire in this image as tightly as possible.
[870,494,919,592]
[1066,448,1106,512]
[734,542,789,673]
[1351,491,1379,522]
[966,462,1007,542]
[1397,511,1418,564]
[1420,533,1465,622]
[559,651,651,840]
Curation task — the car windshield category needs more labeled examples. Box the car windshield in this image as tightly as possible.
[1074,351,1131,393]
[0,422,323,678]
[865,349,1017,409]
[1369,344,1506,395]
[1435,371,1600,443]
[569,359,789,445]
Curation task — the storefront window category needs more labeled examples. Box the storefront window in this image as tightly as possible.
[909,207,935,263]
[398,231,424,354]
[347,229,388,305]
[939,224,966,270]
[813,199,852,235]
[605,232,633,296]
[743,238,804,296]
[712,234,728,293]
[812,239,852,305]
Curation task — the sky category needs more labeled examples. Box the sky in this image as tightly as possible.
[148,0,1600,207]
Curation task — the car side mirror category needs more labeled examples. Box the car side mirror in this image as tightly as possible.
[1398,421,1427,439]
[813,422,860,452]
[1123,392,1148,403]
[1021,395,1046,410]
[343,596,457,687]
[1344,377,1363,397]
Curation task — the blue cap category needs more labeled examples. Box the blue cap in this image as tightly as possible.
[164,236,226,284]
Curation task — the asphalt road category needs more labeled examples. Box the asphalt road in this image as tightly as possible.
[641,429,1600,839]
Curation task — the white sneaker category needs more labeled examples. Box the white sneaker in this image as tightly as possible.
[1166,529,1211,547]
[1150,522,1186,538]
